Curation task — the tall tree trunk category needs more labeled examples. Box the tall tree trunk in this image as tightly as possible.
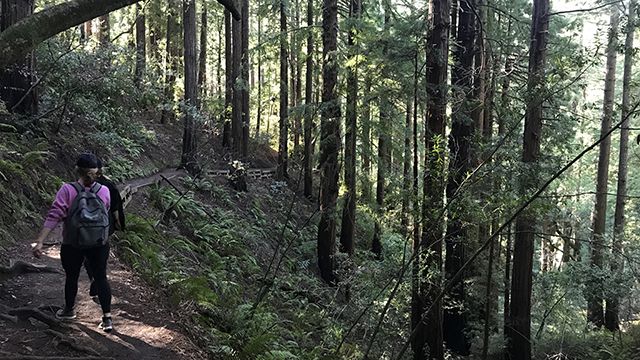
[410,46,421,358]
[605,0,634,332]
[481,12,499,358]
[134,3,146,88]
[293,0,303,155]
[589,7,619,328]
[443,0,475,354]
[503,224,512,337]
[148,0,162,63]
[98,14,110,45]
[181,0,198,172]
[231,10,242,153]
[317,0,339,284]
[160,1,180,124]
[481,228,496,360]
[256,5,263,135]
[84,20,93,39]
[277,0,289,180]
[0,0,37,114]
[303,0,314,198]
[241,0,249,157]
[371,9,391,259]
[197,6,207,99]
[413,0,450,358]
[223,10,232,147]
[217,15,223,124]
[401,96,413,233]
[361,75,372,202]
[506,1,549,359]
[338,0,360,256]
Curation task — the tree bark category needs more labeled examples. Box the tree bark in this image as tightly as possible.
[605,0,634,332]
[293,0,303,155]
[588,8,619,329]
[506,1,549,359]
[361,75,372,202]
[256,5,263,135]
[410,46,421,359]
[241,0,249,157]
[84,20,93,39]
[371,9,391,259]
[98,14,110,45]
[160,0,180,124]
[338,0,360,256]
[503,224,512,336]
[180,0,198,172]
[317,0,340,284]
[303,0,314,198]
[277,0,289,180]
[197,6,207,99]
[401,96,413,234]
[0,0,37,114]
[442,0,475,354]
[231,10,242,153]
[134,3,146,88]
[223,9,232,147]
[413,0,450,359]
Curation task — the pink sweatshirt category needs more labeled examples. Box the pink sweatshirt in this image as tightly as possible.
[43,182,111,229]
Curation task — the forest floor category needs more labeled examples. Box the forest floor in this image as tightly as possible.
[0,169,207,360]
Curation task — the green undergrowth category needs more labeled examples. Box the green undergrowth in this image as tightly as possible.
[534,325,640,360]
[117,176,415,359]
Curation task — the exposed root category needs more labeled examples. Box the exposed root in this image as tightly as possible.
[6,307,71,331]
[0,351,114,360]
[45,329,102,357]
[0,260,60,276]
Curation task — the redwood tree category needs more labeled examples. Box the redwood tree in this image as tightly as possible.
[223,9,232,147]
[134,3,146,88]
[180,0,198,172]
[506,0,550,359]
[589,7,619,329]
[197,6,207,99]
[317,0,340,284]
[0,0,37,114]
[303,0,314,199]
[606,0,634,332]
[277,0,289,180]
[443,0,475,354]
[160,0,180,124]
[338,0,361,256]
[413,0,450,358]
[231,10,242,153]
[241,0,249,157]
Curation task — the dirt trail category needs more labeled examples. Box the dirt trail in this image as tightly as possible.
[0,169,205,360]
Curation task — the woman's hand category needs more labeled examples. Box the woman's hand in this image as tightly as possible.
[31,227,52,258]
[31,241,43,258]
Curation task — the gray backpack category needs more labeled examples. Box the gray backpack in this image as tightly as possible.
[64,183,109,248]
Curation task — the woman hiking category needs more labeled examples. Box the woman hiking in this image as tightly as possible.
[85,158,125,298]
[31,153,114,332]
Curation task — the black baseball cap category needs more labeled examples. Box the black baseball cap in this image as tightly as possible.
[76,153,99,169]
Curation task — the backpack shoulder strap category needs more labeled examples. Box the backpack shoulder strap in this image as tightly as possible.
[70,182,83,194]
[89,182,102,194]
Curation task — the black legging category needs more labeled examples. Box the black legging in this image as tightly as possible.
[60,244,111,313]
